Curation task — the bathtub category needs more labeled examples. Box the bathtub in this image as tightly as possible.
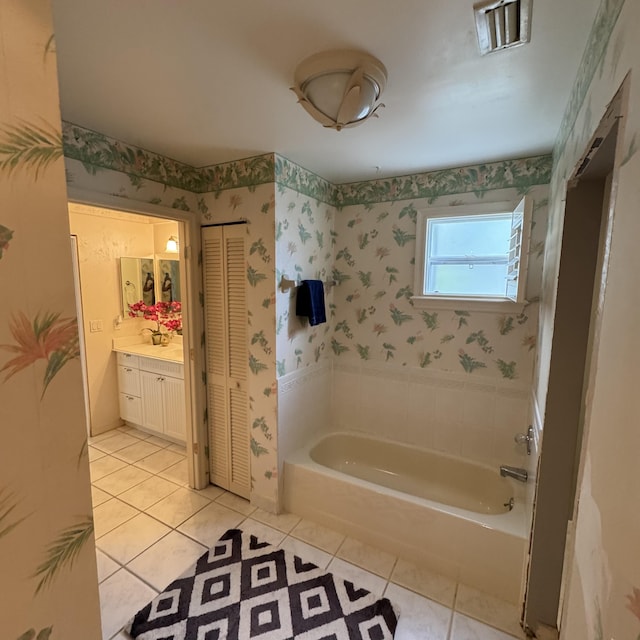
[284,432,529,603]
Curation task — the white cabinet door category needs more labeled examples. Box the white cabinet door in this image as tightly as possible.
[117,365,141,396]
[163,375,186,441]
[140,370,165,435]
[119,393,143,425]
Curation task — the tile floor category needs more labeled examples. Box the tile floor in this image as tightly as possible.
[90,425,526,640]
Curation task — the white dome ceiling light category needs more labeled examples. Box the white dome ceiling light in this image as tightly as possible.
[291,50,387,131]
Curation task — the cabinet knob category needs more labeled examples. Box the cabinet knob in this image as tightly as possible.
[125,368,132,372]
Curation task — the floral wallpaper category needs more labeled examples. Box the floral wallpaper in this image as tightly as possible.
[332,186,549,384]
[275,186,336,376]
[0,1,100,637]
[535,0,640,638]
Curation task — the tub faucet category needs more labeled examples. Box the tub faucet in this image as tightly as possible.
[500,465,528,482]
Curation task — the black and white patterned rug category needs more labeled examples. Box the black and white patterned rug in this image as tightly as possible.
[125,528,398,639]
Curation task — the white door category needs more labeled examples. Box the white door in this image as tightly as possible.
[202,224,250,499]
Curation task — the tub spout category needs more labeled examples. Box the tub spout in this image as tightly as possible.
[500,465,528,482]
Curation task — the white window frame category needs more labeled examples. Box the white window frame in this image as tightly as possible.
[412,197,532,312]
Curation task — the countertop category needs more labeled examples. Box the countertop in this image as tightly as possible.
[113,340,184,364]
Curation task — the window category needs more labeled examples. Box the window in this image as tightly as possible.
[413,197,532,309]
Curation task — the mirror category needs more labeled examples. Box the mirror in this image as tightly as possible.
[158,259,181,303]
[120,257,156,312]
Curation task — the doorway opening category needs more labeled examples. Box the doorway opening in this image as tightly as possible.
[522,81,627,636]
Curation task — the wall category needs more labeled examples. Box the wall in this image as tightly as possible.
[60,121,555,511]
[69,204,157,433]
[534,0,640,637]
[0,1,101,637]
[331,161,550,469]
[274,183,335,486]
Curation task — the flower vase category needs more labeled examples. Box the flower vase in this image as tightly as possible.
[160,334,170,347]
[151,332,162,345]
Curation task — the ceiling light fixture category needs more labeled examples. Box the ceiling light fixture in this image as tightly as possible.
[165,236,179,253]
[291,50,387,131]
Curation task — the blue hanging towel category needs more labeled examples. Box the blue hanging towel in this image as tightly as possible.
[296,280,326,326]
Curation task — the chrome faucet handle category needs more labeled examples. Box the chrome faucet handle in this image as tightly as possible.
[514,426,534,456]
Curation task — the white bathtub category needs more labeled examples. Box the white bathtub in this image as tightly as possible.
[284,432,529,603]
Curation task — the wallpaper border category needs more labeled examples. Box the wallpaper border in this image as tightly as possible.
[334,155,552,207]
[62,122,552,205]
[553,0,626,159]
[62,121,205,192]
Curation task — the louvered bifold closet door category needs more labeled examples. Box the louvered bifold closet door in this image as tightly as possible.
[202,224,250,499]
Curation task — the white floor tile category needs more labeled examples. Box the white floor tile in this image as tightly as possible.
[120,427,153,440]
[390,558,457,608]
[214,491,256,516]
[111,439,163,463]
[118,476,180,511]
[337,537,397,579]
[177,501,244,547]
[99,568,157,640]
[93,498,139,539]
[91,486,112,507]
[290,519,345,555]
[327,557,388,598]
[193,484,226,500]
[384,583,452,640]
[90,456,128,481]
[93,465,153,496]
[241,518,287,547]
[88,430,119,444]
[127,530,207,591]
[166,443,187,454]
[96,513,170,564]
[455,584,525,638]
[251,508,301,533]
[450,613,521,640]
[158,459,189,485]
[135,449,185,473]
[278,535,333,570]
[145,488,211,527]
[92,432,143,454]
[95,549,120,583]
[145,435,172,448]
[88,446,107,462]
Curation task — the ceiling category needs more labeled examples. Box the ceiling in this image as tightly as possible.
[51,0,600,184]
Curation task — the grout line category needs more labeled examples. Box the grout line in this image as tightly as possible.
[446,582,460,640]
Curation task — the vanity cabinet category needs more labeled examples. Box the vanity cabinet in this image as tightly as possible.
[116,351,185,443]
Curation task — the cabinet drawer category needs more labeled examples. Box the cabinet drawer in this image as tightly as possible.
[139,356,183,379]
[119,393,143,425]
[117,365,141,396]
[117,352,140,368]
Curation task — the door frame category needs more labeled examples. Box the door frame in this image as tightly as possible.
[522,78,629,636]
[67,187,208,490]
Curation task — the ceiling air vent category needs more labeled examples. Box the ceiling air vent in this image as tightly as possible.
[474,0,532,55]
